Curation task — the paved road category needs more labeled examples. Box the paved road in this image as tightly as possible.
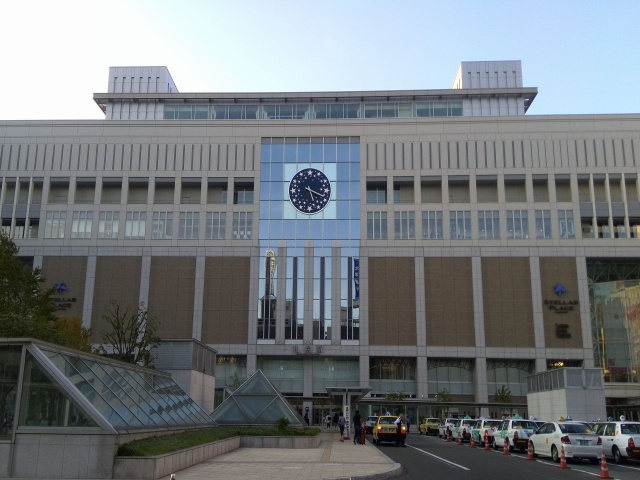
[376,432,640,480]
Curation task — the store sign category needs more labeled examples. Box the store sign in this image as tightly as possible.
[543,282,578,314]
[51,280,78,311]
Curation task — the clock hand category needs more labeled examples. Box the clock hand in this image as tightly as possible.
[305,186,315,200]
[305,186,325,198]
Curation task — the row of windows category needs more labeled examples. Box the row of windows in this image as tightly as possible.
[163,101,463,121]
[43,211,251,240]
[366,209,574,240]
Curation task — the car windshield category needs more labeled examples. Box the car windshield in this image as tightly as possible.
[484,420,500,428]
[559,423,592,434]
[379,417,396,425]
[462,420,478,427]
[621,424,640,434]
[512,421,538,429]
[367,417,377,422]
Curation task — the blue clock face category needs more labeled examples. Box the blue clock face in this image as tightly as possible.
[289,168,331,214]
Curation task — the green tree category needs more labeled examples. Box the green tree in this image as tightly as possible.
[52,316,92,352]
[0,231,57,339]
[97,300,160,366]
[494,385,512,404]
[437,388,452,402]
[385,391,405,401]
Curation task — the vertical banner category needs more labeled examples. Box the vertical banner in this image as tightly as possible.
[353,258,360,301]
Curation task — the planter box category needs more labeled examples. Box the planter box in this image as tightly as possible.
[113,435,320,480]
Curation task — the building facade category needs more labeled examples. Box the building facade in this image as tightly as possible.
[1,61,639,422]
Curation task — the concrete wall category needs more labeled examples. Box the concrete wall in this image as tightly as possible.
[527,388,606,422]
[10,433,117,479]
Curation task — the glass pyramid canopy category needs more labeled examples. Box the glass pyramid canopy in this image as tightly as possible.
[211,369,306,427]
[1,340,214,434]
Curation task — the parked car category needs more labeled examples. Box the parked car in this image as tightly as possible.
[452,418,478,442]
[438,418,461,439]
[529,421,601,464]
[419,417,441,436]
[593,421,640,463]
[364,416,378,434]
[492,417,539,452]
[372,415,406,445]
[470,419,501,447]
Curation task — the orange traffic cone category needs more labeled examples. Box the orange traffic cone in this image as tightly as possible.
[599,450,611,479]
[446,430,451,442]
[470,435,476,448]
[558,445,569,469]
[526,441,535,461]
[484,436,490,451]
[170,475,176,480]
[502,439,510,455]
[457,432,463,445]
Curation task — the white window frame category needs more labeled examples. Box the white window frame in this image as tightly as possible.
[125,211,147,239]
[450,210,471,240]
[71,211,93,239]
[394,211,415,239]
[422,211,443,239]
[205,212,226,239]
[558,210,575,239]
[152,211,173,239]
[478,210,500,240]
[535,209,552,239]
[232,212,252,239]
[178,212,200,239]
[366,211,387,239]
[507,210,529,239]
[98,211,119,239]
[44,211,67,238]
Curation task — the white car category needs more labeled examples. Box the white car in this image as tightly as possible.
[529,421,601,464]
[438,418,460,438]
[593,421,640,463]
[492,418,538,452]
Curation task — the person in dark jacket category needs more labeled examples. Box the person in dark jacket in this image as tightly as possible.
[352,410,362,444]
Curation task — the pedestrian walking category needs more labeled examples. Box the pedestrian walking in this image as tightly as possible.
[338,411,346,441]
[406,416,411,433]
[352,410,362,444]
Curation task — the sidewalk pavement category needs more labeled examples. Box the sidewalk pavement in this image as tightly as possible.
[171,430,404,480]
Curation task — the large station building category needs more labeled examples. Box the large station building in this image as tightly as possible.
[1,61,639,423]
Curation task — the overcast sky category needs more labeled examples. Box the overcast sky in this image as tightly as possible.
[1,0,638,120]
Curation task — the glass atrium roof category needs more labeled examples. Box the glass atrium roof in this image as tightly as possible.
[1,340,214,435]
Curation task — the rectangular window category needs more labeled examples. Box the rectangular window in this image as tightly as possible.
[232,212,252,239]
[478,210,500,239]
[178,212,199,239]
[449,211,471,239]
[366,185,387,204]
[535,210,552,239]
[44,211,66,238]
[394,211,415,239]
[367,211,387,239]
[234,186,254,204]
[151,212,173,239]
[422,211,443,239]
[558,210,575,239]
[71,211,93,238]
[125,211,146,239]
[507,210,529,239]
[98,211,119,238]
[205,212,226,239]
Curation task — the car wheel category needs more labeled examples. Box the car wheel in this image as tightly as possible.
[507,440,514,453]
[531,443,538,458]
[588,458,599,465]
[493,441,499,450]
[551,445,559,463]
[613,446,626,464]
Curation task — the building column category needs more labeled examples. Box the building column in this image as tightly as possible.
[472,256,488,415]
[191,255,205,341]
[530,256,547,366]
[576,256,595,367]
[415,255,428,399]
[83,255,97,329]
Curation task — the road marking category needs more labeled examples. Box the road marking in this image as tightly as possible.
[406,445,470,470]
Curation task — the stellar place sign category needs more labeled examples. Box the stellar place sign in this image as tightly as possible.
[543,282,577,339]
[51,280,78,311]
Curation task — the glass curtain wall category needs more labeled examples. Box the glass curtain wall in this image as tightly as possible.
[589,259,640,384]
[259,137,360,344]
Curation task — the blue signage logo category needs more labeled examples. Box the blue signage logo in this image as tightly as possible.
[55,281,68,294]
[553,283,567,296]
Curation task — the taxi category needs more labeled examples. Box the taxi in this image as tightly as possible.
[470,418,501,447]
[373,415,406,445]
[593,420,640,463]
[451,417,478,442]
[419,417,441,436]
[492,417,538,452]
